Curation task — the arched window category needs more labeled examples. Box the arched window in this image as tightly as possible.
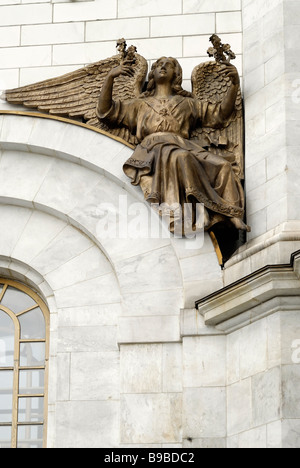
[0,279,49,448]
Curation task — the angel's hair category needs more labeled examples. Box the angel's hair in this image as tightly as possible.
[140,57,193,98]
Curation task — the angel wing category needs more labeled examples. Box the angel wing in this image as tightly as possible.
[4,40,148,147]
[191,60,244,179]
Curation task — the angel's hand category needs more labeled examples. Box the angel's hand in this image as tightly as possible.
[219,63,240,86]
[109,63,135,79]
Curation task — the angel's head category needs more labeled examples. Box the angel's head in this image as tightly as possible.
[141,57,192,97]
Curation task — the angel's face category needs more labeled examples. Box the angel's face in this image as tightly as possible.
[153,58,176,84]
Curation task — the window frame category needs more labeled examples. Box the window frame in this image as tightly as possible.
[0,279,50,449]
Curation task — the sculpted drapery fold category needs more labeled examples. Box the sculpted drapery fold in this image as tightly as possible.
[96,94,245,232]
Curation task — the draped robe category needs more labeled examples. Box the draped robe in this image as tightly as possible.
[97,94,244,230]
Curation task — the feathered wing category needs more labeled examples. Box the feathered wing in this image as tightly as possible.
[4,49,148,147]
[191,61,244,179]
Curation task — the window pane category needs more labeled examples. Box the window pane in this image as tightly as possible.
[20,342,45,367]
[19,308,45,340]
[0,371,13,423]
[0,425,11,448]
[18,397,44,423]
[19,369,44,395]
[1,287,36,315]
[17,425,43,449]
[0,311,15,367]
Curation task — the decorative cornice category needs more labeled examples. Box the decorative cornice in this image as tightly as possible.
[195,250,300,331]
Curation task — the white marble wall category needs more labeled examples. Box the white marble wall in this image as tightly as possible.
[0,0,243,94]
[242,0,300,239]
[0,0,299,450]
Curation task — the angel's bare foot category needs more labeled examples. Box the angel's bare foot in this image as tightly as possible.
[230,217,251,232]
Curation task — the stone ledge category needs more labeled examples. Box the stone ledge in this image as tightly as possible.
[195,250,300,330]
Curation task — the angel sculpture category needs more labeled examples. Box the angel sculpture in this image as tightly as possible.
[4,36,249,259]
[97,41,249,237]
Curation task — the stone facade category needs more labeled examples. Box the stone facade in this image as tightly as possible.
[0,0,299,449]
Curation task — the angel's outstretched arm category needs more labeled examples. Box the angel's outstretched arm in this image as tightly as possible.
[219,64,240,121]
[97,63,134,117]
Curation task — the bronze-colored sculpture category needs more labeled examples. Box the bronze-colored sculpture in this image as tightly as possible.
[3,36,249,262]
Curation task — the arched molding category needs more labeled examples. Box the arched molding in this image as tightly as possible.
[0,113,223,316]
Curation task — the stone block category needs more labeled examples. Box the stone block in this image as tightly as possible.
[53,0,117,22]
[118,315,181,344]
[0,45,51,69]
[239,319,268,379]
[183,336,226,387]
[151,13,215,38]
[31,224,94,276]
[267,313,281,369]
[56,353,70,401]
[120,344,163,393]
[0,69,19,91]
[247,208,267,240]
[0,205,32,257]
[130,37,183,60]
[183,0,241,14]
[0,3,52,26]
[180,252,222,282]
[12,210,66,265]
[227,378,251,436]
[21,22,85,46]
[183,387,226,439]
[54,274,121,308]
[267,420,282,448]
[86,17,150,42]
[120,393,182,444]
[55,400,119,448]
[121,288,183,317]
[118,0,182,18]
[34,158,101,214]
[238,426,266,448]
[0,150,52,203]
[183,278,224,307]
[57,303,120,328]
[216,12,242,33]
[252,367,281,426]
[282,419,300,449]
[45,246,112,291]
[282,365,300,418]
[265,53,285,85]
[226,330,240,385]
[242,20,264,73]
[284,0,300,26]
[52,41,116,66]
[280,311,300,365]
[57,324,119,353]
[0,26,20,47]
[243,64,265,99]
[115,245,182,293]
[162,343,183,393]
[70,351,120,401]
